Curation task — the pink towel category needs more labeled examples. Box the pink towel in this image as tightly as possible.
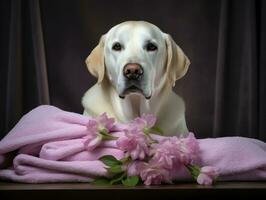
[0,105,266,183]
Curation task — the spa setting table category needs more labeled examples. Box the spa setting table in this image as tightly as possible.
[1,181,266,199]
[1,106,266,199]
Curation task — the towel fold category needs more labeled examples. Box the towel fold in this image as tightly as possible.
[0,105,266,183]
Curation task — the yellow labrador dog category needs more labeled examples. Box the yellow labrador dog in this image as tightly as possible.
[82,21,190,136]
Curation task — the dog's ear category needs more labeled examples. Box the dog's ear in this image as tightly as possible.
[164,34,190,86]
[85,35,106,84]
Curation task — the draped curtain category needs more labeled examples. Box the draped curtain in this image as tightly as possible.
[1,0,265,141]
[0,0,49,135]
[214,0,266,140]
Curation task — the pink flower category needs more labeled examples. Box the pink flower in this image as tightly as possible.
[150,138,180,169]
[175,133,199,164]
[83,133,102,151]
[130,114,156,131]
[197,166,218,185]
[139,162,172,185]
[126,161,143,177]
[116,128,149,160]
[84,113,115,150]
[87,113,115,134]
[150,133,199,168]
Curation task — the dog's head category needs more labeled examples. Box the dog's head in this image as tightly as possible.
[85,21,190,99]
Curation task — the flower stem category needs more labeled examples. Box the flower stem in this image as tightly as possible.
[143,128,159,143]
[185,164,201,180]
[100,130,118,140]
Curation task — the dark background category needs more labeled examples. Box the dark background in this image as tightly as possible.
[1,0,266,141]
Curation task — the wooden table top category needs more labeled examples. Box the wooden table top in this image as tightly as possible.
[0,181,266,199]
[0,181,266,190]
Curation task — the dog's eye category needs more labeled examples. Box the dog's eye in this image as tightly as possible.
[112,42,122,51]
[146,43,158,51]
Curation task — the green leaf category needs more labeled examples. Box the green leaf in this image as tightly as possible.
[108,165,124,173]
[119,157,130,164]
[110,173,126,185]
[100,155,122,167]
[150,126,164,135]
[100,130,119,140]
[122,176,139,187]
[91,178,110,185]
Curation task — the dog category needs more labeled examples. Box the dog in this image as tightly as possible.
[82,21,190,136]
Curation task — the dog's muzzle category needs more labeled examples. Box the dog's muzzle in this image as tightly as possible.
[119,63,150,99]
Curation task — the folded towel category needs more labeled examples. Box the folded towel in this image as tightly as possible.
[199,137,266,180]
[0,105,266,183]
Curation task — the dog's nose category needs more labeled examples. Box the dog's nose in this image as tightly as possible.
[123,63,143,80]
